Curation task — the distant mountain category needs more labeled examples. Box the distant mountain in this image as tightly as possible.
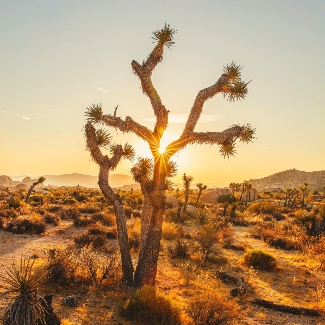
[249,169,325,192]
[42,173,135,188]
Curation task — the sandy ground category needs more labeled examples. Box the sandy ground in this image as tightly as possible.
[0,222,324,324]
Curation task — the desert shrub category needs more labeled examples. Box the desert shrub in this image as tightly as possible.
[188,289,238,325]
[0,208,19,219]
[6,214,46,234]
[8,196,21,209]
[105,226,117,239]
[79,205,101,214]
[132,210,142,218]
[128,219,141,251]
[247,200,280,216]
[0,258,50,325]
[121,285,181,325]
[74,193,88,202]
[169,240,189,259]
[267,237,296,250]
[47,247,121,286]
[62,207,80,219]
[243,250,277,271]
[196,221,234,257]
[73,214,95,227]
[165,207,189,224]
[92,212,116,226]
[162,222,183,240]
[124,206,133,218]
[46,205,62,213]
[295,209,325,237]
[74,232,107,248]
[43,213,61,226]
[62,197,77,205]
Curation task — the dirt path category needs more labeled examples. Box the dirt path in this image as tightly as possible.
[221,225,325,325]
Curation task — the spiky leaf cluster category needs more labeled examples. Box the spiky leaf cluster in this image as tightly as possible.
[166,161,177,178]
[219,141,236,158]
[238,124,255,143]
[122,143,136,161]
[131,157,153,184]
[37,177,46,184]
[85,103,103,123]
[222,62,249,102]
[151,23,177,48]
[96,129,112,147]
[0,258,49,325]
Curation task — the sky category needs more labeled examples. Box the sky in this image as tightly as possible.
[1,0,324,186]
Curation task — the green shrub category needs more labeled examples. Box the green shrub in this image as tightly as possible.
[188,289,238,325]
[243,250,277,271]
[121,285,181,325]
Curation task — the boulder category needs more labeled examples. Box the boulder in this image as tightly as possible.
[201,188,232,203]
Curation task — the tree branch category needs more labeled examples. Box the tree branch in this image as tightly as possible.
[101,115,155,143]
[182,74,228,135]
[85,122,123,169]
[131,25,176,138]
[165,124,254,158]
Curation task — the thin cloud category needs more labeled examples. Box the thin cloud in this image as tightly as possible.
[2,111,31,120]
[143,113,222,124]
[94,86,108,93]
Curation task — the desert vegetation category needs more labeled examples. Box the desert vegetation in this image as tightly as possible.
[0,24,324,325]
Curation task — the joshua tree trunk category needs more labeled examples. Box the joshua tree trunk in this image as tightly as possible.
[25,177,45,203]
[84,24,255,287]
[85,123,134,286]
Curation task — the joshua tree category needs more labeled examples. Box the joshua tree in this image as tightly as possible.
[25,177,46,203]
[182,173,194,213]
[229,182,241,196]
[85,24,255,287]
[300,182,309,208]
[195,183,207,206]
[244,182,252,208]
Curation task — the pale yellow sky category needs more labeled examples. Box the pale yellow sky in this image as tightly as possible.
[1,1,324,186]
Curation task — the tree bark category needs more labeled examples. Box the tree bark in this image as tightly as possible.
[98,166,134,286]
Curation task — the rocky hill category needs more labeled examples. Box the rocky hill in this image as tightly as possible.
[1,173,136,190]
[249,169,325,192]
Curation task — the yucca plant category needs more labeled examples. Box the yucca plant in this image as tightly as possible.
[0,257,49,325]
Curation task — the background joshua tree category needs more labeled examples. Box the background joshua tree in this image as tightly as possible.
[195,183,207,206]
[299,182,309,208]
[182,173,194,213]
[229,182,241,196]
[25,177,46,203]
[85,24,255,287]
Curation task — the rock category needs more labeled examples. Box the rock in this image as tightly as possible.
[201,188,232,203]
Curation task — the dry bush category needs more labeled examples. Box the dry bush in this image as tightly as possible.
[46,205,62,213]
[91,211,116,226]
[73,214,95,227]
[243,250,277,271]
[121,285,181,325]
[162,221,183,240]
[62,207,80,219]
[246,200,281,216]
[188,289,239,325]
[196,220,234,257]
[43,212,61,226]
[79,204,101,214]
[128,218,141,251]
[74,232,107,248]
[165,208,189,224]
[169,240,190,259]
[47,246,121,286]
[6,214,46,234]
[251,220,305,250]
